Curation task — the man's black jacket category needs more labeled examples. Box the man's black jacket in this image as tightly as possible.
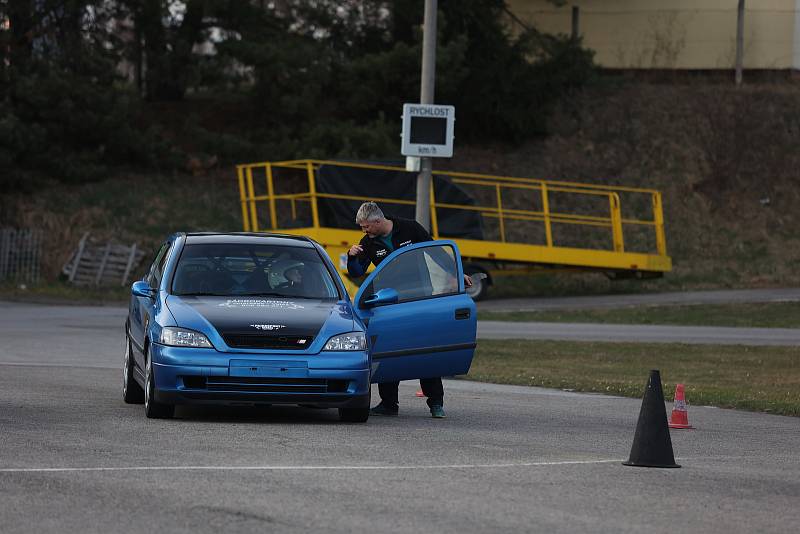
[346,216,431,277]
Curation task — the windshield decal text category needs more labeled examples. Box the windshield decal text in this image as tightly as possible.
[218,299,305,310]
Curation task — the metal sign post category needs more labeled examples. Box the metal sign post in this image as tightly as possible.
[415,0,438,231]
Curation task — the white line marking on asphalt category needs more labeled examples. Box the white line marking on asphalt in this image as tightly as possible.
[0,459,624,473]
[1,456,745,474]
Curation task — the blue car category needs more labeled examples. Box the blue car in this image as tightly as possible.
[123,232,477,422]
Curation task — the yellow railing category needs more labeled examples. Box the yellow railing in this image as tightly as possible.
[236,159,668,259]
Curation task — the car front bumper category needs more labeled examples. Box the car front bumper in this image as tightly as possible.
[150,343,370,407]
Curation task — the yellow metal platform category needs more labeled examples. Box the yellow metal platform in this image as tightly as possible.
[234,159,671,297]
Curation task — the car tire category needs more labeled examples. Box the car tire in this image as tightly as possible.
[338,407,369,423]
[465,265,489,301]
[144,347,174,419]
[123,337,145,404]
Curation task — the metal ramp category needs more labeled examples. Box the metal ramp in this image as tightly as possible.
[234,159,671,298]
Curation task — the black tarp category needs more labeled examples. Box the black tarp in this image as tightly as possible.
[315,164,484,240]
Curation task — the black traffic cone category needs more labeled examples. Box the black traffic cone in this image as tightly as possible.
[623,370,681,468]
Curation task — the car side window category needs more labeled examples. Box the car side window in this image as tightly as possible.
[147,242,171,288]
[363,245,458,303]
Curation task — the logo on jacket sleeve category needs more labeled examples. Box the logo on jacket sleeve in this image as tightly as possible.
[376,249,388,257]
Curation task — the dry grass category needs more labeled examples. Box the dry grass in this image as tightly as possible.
[441,81,800,293]
[5,170,242,281]
[470,339,800,416]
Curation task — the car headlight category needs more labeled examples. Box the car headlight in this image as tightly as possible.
[159,327,214,349]
[323,332,366,351]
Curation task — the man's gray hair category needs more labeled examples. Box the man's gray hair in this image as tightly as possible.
[355,202,385,224]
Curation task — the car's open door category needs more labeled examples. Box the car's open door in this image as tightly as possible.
[353,240,477,383]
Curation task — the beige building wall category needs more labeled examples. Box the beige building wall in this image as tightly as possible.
[506,0,799,69]
[795,0,800,68]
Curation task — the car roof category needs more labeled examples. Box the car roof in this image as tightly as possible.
[182,232,315,248]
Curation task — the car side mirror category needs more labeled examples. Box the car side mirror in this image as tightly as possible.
[131,280,155,299]
[362,288,399,308]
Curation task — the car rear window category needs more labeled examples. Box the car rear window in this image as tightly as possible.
[171,243,339,299]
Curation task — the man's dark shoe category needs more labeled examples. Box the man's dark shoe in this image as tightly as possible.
[370,403,399,416]
[430,405,446,418]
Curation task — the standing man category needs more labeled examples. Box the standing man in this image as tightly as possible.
[347,201,471,419]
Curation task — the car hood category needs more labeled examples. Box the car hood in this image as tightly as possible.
[165,295,356,352]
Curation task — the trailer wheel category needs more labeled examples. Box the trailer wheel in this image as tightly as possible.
[464,265,489,301]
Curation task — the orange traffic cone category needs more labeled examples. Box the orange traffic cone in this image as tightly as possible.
[415,389,425,398]
[668,383,694,429]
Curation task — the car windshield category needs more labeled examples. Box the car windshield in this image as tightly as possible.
[171,242,339,299]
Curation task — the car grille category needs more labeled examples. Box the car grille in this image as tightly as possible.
[222,334,313,350]
[182,376,347,394]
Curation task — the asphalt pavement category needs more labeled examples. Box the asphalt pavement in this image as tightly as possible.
[477,321,800,345]
[475,287,800,346]
[1,300,799,533]
[476,287,800,312]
